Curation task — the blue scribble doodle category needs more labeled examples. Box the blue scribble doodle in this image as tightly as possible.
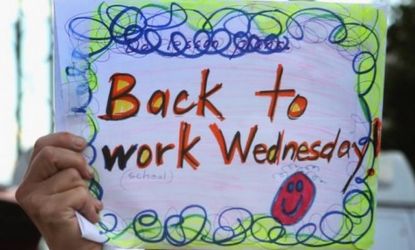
[64,2,382,247]
[96,177,373,247]
[67,3,299,59]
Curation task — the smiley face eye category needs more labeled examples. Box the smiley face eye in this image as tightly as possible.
[296,180,303,192]
[287,182,295,193]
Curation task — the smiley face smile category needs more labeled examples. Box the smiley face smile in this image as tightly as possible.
[282,195,303,216]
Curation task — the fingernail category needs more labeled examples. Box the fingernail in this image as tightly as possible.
[73,136,86,148]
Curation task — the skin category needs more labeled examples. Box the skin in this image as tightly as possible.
[15,132,103,250]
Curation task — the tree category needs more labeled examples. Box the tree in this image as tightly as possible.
[383,1,415,170]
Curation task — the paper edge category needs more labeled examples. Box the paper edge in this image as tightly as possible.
[75,212,108,243]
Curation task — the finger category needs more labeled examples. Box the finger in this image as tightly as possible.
[27,146,93,182]
[25,132,88,179]
[31,132,87,161]
[54,186,101,223]
[39,168,88,195]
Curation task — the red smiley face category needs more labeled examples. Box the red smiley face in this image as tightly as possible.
[271,172,316,225]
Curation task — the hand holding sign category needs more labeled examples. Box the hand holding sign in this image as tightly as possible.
[16,133,102,250]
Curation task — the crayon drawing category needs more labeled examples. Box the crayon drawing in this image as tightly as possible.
[54,1,386,249]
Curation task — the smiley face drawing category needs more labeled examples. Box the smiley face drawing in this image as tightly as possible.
[271,172,316,225]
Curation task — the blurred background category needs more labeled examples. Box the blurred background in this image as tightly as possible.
[0,0,414,249]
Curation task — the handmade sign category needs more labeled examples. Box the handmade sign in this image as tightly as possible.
[54,0,386,249]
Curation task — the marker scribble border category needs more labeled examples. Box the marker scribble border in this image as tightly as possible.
[62,1,386,249]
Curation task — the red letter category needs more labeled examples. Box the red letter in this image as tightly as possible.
[177,122,201,169]
[174,90,197,115]
[209,123,258,164]
[255,64,295,122]
[197,69,225,121]
[99,73,140,120]
[156,143,175,166]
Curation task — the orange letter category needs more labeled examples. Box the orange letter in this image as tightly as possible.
[147,89,170,117]
[99,73,140,120]
[177,122,201,170]
[209,123,257,164]
[174,90,196,115]
[255,64,295,122]
[197,69,225,121]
